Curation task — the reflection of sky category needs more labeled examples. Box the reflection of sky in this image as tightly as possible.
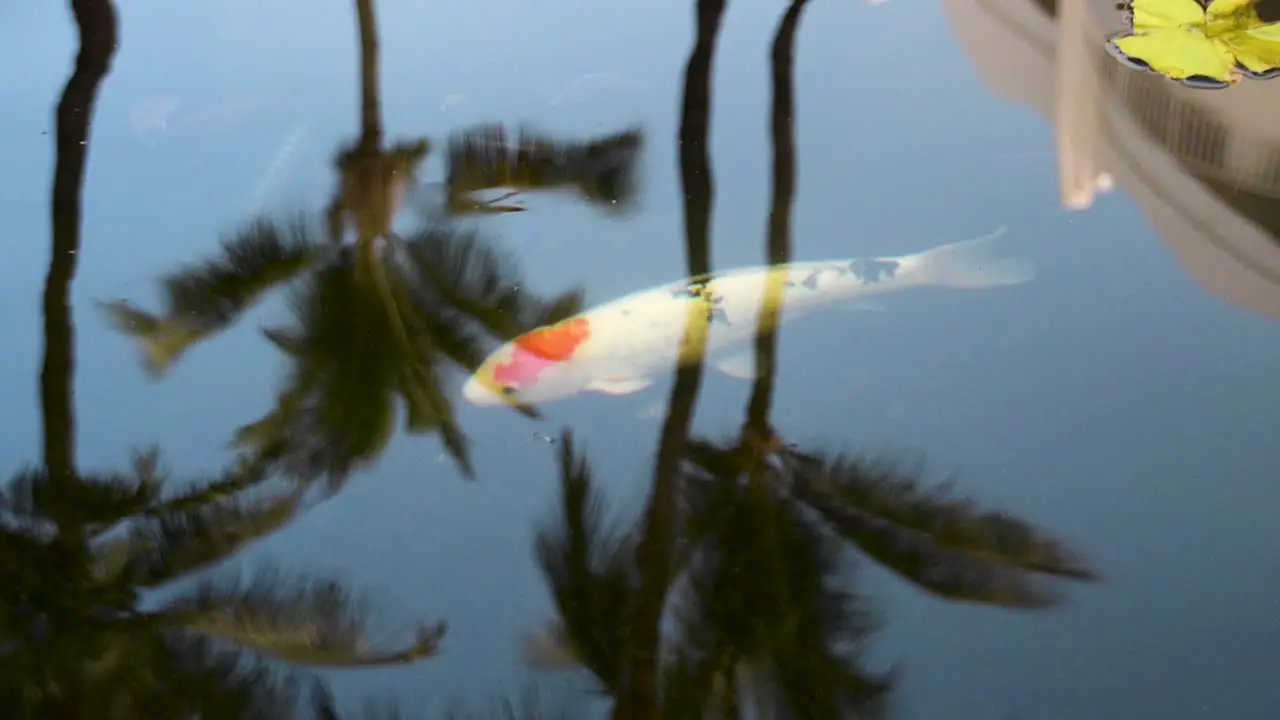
[3,0,1279,716]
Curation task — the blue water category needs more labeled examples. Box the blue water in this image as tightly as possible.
[4,0,1279,717]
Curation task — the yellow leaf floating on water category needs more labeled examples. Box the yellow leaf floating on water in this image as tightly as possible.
[1106,0,1280,88]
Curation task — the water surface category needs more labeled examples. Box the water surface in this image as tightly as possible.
[3,0,1279,717]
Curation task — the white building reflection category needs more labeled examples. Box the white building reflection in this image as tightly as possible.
[941,0,1280,318]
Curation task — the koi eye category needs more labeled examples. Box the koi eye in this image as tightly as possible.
[501,385,518,396]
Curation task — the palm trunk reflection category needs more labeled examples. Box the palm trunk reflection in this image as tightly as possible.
[615,0,727,716]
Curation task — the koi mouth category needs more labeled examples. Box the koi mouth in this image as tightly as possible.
[461,349,518,406]
[461,369,506,405]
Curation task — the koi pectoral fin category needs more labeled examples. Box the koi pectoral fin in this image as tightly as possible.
[586,376,653,396]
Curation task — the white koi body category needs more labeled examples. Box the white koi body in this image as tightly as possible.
[462,226,1031,406]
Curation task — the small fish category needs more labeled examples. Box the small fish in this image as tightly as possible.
[247,125,309,212]
[461,227,1031,407]
[130,95,180,137]
[128,95,274,141]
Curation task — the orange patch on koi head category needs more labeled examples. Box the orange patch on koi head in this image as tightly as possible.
[513,316,591,360]
[492,316,591,390]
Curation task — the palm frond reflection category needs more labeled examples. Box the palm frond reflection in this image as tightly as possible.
[1,447,446,714]
[444,125,643,216]
[526,430,898,718]
[100,211,586,486]
[99,215,331,377]
[526,427,1098,716]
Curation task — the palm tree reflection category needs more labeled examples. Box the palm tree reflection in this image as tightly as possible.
[525,0,1098,716]
[529,364,1099,718]
[669,2,895,714]
[3,0,442,714]
[610,0,729,714]
[99,0,643,487]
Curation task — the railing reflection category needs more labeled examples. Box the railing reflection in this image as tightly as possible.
[945,0,1280,318]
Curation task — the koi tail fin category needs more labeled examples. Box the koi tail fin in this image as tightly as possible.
[912,226,1035,289]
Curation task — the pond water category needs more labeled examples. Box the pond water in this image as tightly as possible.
[3,0,1279,717]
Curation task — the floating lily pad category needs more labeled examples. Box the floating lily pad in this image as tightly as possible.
[1106,0,1280,87]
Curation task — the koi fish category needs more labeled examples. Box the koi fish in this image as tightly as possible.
[461,226,1032,406]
